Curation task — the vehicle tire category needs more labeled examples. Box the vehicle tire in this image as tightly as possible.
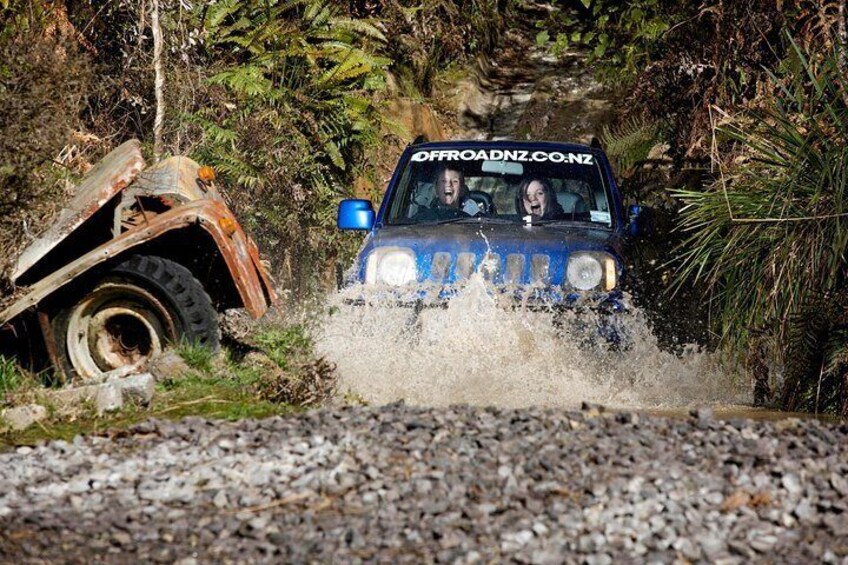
[53,255,220,381]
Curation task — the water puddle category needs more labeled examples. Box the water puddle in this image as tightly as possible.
[315,275,750,411]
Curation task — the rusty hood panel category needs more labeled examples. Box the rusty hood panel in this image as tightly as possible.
[12,140,146,283]
[123,155,224,204]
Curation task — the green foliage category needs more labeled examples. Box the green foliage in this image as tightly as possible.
[253,325,313,370]
[534,0,678,79]
[672,38,848,413]
[780,294,848,413]
[171,323,333,407]
[0,355,26,398]
[252,356,336,407]
[239,323,337,406]
[2,365,296,448]
[1,0,48,37]
[536,1,788,156]
[1,320,333,445]
[600,117,662,175]
[175,340,216,375]
[1,0,514,300]
[179,0,391,296]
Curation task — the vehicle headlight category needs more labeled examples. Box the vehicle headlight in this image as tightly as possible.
[365,247,417,286]
[566,252,617,291]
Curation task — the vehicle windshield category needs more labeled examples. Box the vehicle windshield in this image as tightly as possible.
[385,146,612,227]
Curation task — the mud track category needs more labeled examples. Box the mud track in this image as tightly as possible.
[454,29,613,142]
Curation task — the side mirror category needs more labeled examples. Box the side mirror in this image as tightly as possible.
[627,204,653,237]
[337,199,375,231]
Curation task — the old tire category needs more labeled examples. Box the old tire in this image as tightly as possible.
[53,255,220,381]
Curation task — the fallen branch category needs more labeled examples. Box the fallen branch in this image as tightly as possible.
[225,491,313,515]
[155,396,232,414]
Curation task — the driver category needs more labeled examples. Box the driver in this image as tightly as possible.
[435,167,468,208]
[414,167,479,220]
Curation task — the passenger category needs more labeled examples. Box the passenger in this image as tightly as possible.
[516,178,565,220]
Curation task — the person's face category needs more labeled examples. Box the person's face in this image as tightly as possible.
[437,169,464,207]
[523,181,549,215]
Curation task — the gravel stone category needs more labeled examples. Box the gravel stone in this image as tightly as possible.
[795,499,816,522]
[1,404,48,431]
[0,406,846,562]
[782,473,803,496]
[147,350,190,382]
[830,473,848,496]
[673,537,700,561]
[747,532,779,553]
[95,384,124,414]
[117,373,156,405]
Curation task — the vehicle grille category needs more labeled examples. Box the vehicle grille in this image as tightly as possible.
[425,252,558,286]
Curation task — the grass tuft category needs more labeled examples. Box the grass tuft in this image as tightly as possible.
[0,355,25,398]
[175,340,216,374]
[253,357,337,407]
[253,325,313,370]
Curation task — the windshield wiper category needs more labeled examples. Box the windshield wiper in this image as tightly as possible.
[471,216,519,224]
[431,216,521,225]
[519,211,594,225]
[528,218,608,227]
[389,217,498,226]
[431,216,476,225]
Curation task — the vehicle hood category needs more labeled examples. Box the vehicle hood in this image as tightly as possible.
[12,140,146,283]
[356,222,624,286]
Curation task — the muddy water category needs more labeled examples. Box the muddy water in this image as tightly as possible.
[316,275,750,411]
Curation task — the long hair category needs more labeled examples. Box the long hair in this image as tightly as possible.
[435,167,467,205]
[515,177,556,216]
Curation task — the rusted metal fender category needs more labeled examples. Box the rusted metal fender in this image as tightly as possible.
[0,199,275,325]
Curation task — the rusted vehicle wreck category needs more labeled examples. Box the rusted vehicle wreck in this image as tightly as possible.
[0,139,276,383]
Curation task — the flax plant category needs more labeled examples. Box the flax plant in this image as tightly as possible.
[672,38,848,412]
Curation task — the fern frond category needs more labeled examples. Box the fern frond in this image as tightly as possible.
[323,18,386,43]
[323,140,345,170]
[205,0,241,29]
[824,326,848,375]
[209,66,274,97]
[600,116,662,173]
[316,51,373,87]
[304,1,332,27]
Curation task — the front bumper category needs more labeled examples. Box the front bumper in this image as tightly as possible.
[340,283,626,313]
[340,283,630,347]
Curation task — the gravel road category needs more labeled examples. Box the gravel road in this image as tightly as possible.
[2,404,847,563]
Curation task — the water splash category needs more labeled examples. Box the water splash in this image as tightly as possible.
[315,275,749,410]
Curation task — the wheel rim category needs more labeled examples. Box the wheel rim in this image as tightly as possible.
[66,282,179,380]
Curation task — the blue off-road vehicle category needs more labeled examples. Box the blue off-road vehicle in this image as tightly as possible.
[337,140,649,335]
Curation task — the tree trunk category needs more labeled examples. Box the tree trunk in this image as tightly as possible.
[151,0,165,162]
